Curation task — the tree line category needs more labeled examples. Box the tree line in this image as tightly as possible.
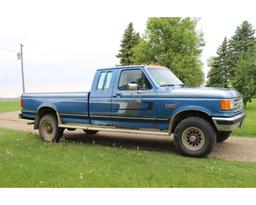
[207,21,256,107]
[116,18,256,107]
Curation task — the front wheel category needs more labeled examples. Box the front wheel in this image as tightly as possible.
[39,114,64,142]
[174,117,216,157]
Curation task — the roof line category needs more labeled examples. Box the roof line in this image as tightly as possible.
[97,65,165,70]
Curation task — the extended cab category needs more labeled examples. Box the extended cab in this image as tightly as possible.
[19,66,246,157]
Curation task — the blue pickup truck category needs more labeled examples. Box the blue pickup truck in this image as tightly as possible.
[20,65,246,157]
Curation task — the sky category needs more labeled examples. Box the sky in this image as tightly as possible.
[0,0,255,98]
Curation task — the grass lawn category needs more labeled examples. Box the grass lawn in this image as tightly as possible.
[0,100,19,113]
[0,127,256,187]
[233,99,256,137]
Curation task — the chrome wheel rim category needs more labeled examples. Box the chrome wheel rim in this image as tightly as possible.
[181,127,205,151]
[42,120,54,141]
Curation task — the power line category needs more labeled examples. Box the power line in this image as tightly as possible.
[0,47,18,53]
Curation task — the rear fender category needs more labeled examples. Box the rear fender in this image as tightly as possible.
[34,104,61,129]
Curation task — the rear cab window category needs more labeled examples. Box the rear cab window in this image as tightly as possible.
[96,71,113,91]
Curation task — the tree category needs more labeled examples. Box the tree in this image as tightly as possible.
[229,21,255,79]
[116,22,141,65]
[232,44,256,107]
[206,20,256,106]
[228,21,256,107]
[206,37,232,87]
[132,17,205,86]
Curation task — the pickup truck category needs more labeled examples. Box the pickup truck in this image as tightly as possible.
[19,65,246,157]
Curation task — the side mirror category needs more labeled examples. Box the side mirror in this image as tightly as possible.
[127,83,138,90]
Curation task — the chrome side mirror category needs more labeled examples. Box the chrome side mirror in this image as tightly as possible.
[127,83,138,90]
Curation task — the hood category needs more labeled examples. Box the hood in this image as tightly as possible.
[161,87,240,98]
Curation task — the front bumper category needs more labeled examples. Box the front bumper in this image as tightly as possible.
[212,112,246,132]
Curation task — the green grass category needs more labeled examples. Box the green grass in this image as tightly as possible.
[233,99,256,137]
[0,100,19,113]
[0,127,256,187]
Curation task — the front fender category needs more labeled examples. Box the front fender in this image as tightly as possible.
[172,105,212,117]
[168,105,213,134]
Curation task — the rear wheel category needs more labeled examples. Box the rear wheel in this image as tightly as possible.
[174,117,216,157]
[83,130,99,135]
[39,114,64,142]
[216,131,231,143]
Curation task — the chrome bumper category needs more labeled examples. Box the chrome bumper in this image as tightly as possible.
[212,112,246,132]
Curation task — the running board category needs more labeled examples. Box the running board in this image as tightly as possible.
[59,123,169,136]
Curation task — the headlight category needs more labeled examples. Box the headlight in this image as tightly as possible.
[220,99,235,111]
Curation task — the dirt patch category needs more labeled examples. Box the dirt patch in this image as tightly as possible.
[0,111,255,163]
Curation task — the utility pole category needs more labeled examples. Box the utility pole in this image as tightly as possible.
[1,45,25,93]
[20,44,25,93]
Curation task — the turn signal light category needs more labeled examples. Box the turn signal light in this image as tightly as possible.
[221,99,231,110]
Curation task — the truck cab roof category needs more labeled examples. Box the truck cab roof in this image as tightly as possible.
[96,65,166,71]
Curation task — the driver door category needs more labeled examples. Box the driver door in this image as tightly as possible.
[112,68,158,129]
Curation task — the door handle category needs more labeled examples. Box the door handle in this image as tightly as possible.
[113,93,122,98]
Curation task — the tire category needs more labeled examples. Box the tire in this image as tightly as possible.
[174,117,216,157]
[216,131,231,143]
[39,114,64,142]
[83,130,99,135]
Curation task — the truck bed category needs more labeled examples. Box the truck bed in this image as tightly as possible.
[22,92,90,124]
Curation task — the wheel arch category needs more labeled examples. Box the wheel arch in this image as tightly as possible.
[168,109,215,134]
[34,105,61,129]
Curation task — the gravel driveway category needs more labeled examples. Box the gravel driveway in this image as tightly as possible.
[1,111,256,163]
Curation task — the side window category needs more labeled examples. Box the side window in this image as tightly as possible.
[118,69,152,90]
[97,72,106,90]
[96,71,113,91]
[104,72,112,90]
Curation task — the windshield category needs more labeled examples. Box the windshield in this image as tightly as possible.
[147,67,183,87]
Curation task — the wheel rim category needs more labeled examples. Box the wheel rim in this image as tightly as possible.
[181,127,205,151]
[42,120,54,140]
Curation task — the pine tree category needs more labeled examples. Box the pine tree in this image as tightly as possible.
[116,23,140,65]
[232,43,256,107]
[229,21,255,78]
[207,37,231,88]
